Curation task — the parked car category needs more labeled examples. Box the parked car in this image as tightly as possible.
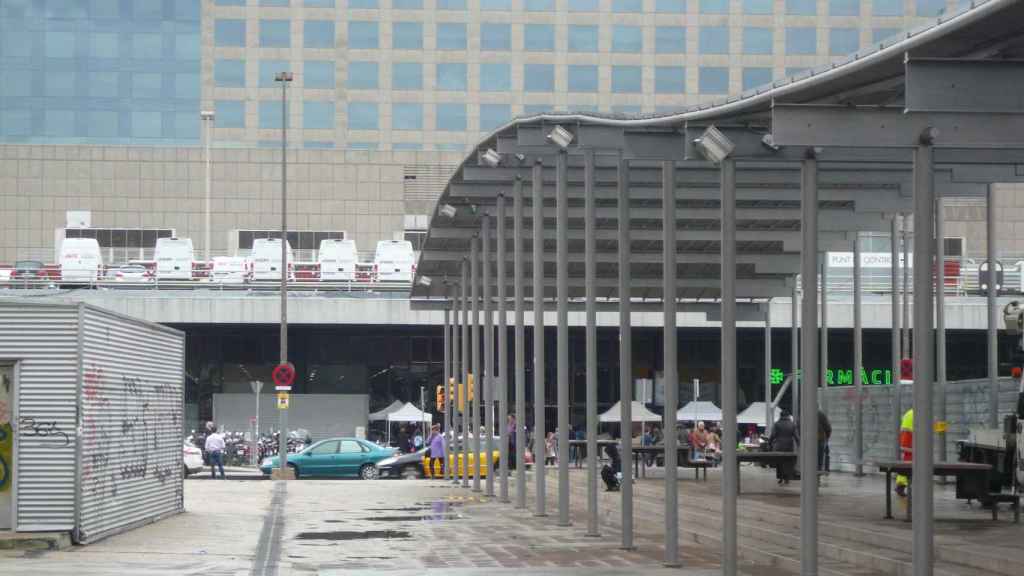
[106,263,153,283]
[154,237,195,281]
[59,237,103,283]
[373,240,415,283]
[318,239,359,282]
[378,447,430,479]
[251,238,295,282]
[183,442,204,477]
[260,437,395,479]
[210,256,251,283]
[11,260,45,280]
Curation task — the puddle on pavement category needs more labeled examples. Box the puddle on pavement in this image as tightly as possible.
[361,514,461,522]
[365,506,432,512]
[294,530,411,541]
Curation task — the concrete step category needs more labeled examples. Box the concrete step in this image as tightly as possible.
[0,531,72,551]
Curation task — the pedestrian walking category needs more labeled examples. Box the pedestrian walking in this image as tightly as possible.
[205,425,226,479]
[507,414,517,470]
[817,409,832,473]
[428,423,445,477]
[544,431,557,466]
[768,410,798,484]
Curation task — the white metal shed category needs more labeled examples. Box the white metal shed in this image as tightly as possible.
[0,301,185,543]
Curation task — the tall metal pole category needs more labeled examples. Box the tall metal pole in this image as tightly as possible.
[276,72,292,479]
[618,157,634,550]
[799,155,819,575]
[444,304,451,477]
[663,160,680,567]
[912,136,936,576]
[821,255,829,412]
[720,158,738,575]
[514,176,527,509]
[472,235,482,493]
[987,185,999,429]
[765,306,772,434]
[462,259,470,488]
[555,149,571,526]
[497,193,510,503]
[532,159,547,516]
[791,280,799,415]
[583,150,600,537]
[902,221,910,359]
[201,110,214,263]
[854,233,864,475]
[891,215,902,461]
[483,216,495,497]
[452,285,461,483]
[936,195,947,463]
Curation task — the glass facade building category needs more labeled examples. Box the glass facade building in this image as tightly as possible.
[2,0,942,150]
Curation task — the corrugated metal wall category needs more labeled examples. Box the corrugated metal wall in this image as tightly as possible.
[823,377,1019,471]
[0,303,80,532]
[77,306,185,543]
[212,393,368,441]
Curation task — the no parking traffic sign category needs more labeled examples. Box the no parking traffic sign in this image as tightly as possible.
[272,362,295,391]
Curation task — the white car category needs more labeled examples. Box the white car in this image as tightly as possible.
[183,442,204,477]
[106,264,153,283]
[210,256,251,283]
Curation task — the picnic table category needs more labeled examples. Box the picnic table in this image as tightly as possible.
[876,461,1006,521]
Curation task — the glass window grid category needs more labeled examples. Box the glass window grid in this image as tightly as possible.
[569,0,600,10]
[872,28,902,43]
[348,102,379,130]
[612,25,643,53]
[215,59,246,87]
[393,22,423,50]
[305,61,336,89]
[699,66,729,93]
[829,28,860,56]
[655,66,685,93]
[437,0,468,8]
[656,27,686,53]
[304,101,335,129]
[260,20,291,48]
[480,103,511,131]
[480,0,512,8]
[436,103,467,131]
[742,27,773,55]
[392,62,424,90]
[872,0,903,16]
[304,20,335,49]
[699,27,729,54]
[349,21,379,49]
[480,63,511,91]
[655,0,686,12]
[786,27,817,55]
[916,0,946,15]
[700,0,728,13]
[349,0,378,7]
[524,24,555,51]
[742,0,773,14]
[215,19,246,47]
[742,67,773,90]
[481,23,512,50]
[392,103,424,130]
[568,65,599,92]
[392,0,422,7]
[437,23,467,50]
[524,64,554,92]
[524,0,555,10]
[613,0,643,12]
[568,25,599,52]
[611,65,641,93]
[786,0,816,14]
[436,63,468,91]
[259,101,285,129]
[829,0,860,16]
[260,60,290,87]
[348,61,379,89]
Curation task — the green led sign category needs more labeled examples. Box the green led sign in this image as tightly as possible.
[770,368,893,387]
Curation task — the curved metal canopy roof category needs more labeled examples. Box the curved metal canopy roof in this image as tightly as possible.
[412,0,1024,303]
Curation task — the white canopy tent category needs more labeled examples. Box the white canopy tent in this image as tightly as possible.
[598,400,661,423]
[368,400,404,422]
[736,402,780,428]
[387,402,433,424]
[676,401,722,422]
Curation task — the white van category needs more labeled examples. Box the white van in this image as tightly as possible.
[373,240,415,283]
[154,237,195,281]
[251,238,294,281]
[318,239,358,282]
[211,256,251,284]
[60,237,103,283]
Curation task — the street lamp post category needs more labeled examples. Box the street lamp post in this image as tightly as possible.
[275,71,293,480]
[200,110,215,263]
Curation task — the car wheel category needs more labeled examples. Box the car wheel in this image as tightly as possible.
[401,465,423,480]
[288,463,301,479]
[360,463,379,480]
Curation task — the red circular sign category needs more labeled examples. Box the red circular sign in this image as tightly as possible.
[272,362,295,387]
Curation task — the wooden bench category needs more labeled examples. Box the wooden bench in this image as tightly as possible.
[630,445,710,481]
[876,461,994,521]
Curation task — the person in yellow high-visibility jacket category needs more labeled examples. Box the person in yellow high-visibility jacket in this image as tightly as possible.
[896,408,913,497]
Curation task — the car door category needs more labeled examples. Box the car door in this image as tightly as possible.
[337,440,367,476]
[302,440,339,476]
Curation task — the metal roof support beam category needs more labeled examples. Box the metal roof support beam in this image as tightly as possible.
[531,159,547,517]
[912,137,937,576]
[662,160,680,568]
[472,236,482,493]
[720,156,738,575]
[514,177,527,510]
[618,156,635,551]
[800,155,820,576]
[556,149,571,527]
[905,58,1024,113]
[483,215,495,498]
[772,104,1024,149]
[497,193,509,503]
[583,149,600,538]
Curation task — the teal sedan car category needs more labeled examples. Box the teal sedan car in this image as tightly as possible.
[260,438,396,479]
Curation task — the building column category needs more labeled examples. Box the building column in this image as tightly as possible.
[462,258,470,488]
[532,159,547,516]
[799,155,820,576]
[483,215,495,497]
[444,300,451,479]
[514,176,527,510]
[721,158,738,575]
[583,149,600,537]
[663,160,680,567]
[618,156,634,549]
[556,149,571,526]
[472,235,482,493]
[497,193,510,502]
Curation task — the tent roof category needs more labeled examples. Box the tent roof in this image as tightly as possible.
[368,400,404,421]
[598,400,661,423]
[737,402,780,427]
[677,401,723,422]
[387,402,433,423]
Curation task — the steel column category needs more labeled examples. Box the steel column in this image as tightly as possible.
[936,195,947,463]
[618,157,634,550]
[800,156,820,576]
[765,307,773,434]
[532,159,547,516]
[792,281,799,415]
[584,149,600,537]
[987,185,999,429]
[854,233,864,476]
[472,235,482,493]
[497,193,510,502]
[462,259,470,488]
[821,256,828,414]
[444,303,451,479]
[452,285,460,483]
[721,158,738,575]
[483,216,495,497]
[514,176,527,509]
[911,140,936,576]
[663,160,680,567]
[902,224,910,361]
[556,150,571,526]
[891,215,902,461]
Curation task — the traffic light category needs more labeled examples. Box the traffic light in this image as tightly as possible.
[436,384,445,410]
